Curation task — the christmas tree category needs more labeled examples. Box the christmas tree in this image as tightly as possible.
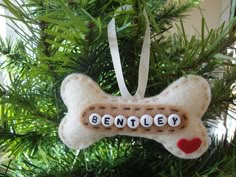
[0,0,236,176]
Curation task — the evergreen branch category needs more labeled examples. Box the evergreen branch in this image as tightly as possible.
[0,0,235,176]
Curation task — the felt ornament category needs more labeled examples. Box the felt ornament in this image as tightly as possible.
[58,7,211,159]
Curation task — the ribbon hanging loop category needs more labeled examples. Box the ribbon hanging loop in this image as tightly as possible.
[108,7,151,99]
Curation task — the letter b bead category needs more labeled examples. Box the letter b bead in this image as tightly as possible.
[89,113,101,126]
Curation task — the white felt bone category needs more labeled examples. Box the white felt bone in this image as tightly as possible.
[59,73,211,159]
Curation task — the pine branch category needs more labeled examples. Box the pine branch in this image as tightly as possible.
[0,0,235,176]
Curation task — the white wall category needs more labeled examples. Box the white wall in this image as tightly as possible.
[172,0,231,36]
[0,0,20,41]
[0,0,6,39]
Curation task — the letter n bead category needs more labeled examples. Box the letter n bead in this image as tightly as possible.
[114,115,126,128]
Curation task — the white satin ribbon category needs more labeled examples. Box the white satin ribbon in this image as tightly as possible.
[108,7,150,99]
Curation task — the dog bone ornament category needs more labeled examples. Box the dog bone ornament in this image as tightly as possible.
[59,73,211,159]
[58,7,211,159]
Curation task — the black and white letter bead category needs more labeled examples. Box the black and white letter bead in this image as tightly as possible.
[140,114,153,127]
[127,116,139,129]
[154,114,167,127]
[114,115,126,128]
[168,114,181,127]
[102,114,114,127]
[89,113,102,126]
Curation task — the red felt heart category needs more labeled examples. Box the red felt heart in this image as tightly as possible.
[177,138,202,154]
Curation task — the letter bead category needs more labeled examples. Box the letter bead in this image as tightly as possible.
[89,113,102,126]
[102,114,114,127]
[168,114,181,127]
[127,116,139,129]
[154,114,167,127]
[140,114,153,127]
[114,115,127,128]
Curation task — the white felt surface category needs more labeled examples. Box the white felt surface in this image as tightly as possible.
[59,74,211,159]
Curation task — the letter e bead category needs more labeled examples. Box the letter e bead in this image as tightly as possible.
[102,114,114,127]
[154,114,167,127]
